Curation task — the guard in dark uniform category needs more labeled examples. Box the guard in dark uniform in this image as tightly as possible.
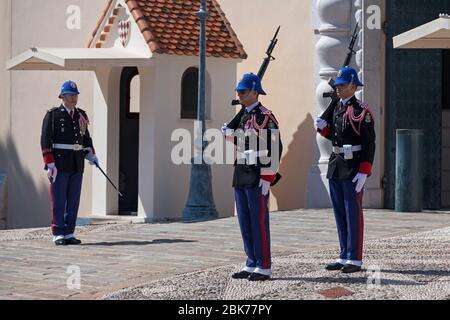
[41,80,98,246]
[222,73,282,281]
[315,66,375,273]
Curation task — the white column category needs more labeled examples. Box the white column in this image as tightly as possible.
[136,65,156,221]
[308,0,356,208]
[92,67,121,215]
[354,0,364,101]
[360,0,384,208]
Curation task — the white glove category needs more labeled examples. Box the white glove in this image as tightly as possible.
[315,117,328,130]
[47,163,57,183]
[85,152,99,166]
[259,179,271,196]
[352,173,367,193]
[221,123,233,136]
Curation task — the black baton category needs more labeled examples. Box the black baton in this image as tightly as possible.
[94,162,123,197]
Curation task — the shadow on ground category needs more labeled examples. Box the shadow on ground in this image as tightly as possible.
[82,238,197,246]
[381,269,450,278]
[272,275,419,286]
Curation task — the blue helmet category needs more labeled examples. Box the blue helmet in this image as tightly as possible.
[59,80,80,98]
[236,73,267,95]
[334,66,364,86]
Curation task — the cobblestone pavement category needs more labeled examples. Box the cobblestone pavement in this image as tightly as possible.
[103,227,450,300]
[0,209,449,300]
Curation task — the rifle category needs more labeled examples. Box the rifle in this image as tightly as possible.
[226,26,281,129]
[320,23,359,120]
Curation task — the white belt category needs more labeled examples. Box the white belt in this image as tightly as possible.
[237,150,269,160]
[332,145,362,154]
[52,143,84,151]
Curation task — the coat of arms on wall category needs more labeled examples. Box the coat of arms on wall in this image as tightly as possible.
[118,20,131,47]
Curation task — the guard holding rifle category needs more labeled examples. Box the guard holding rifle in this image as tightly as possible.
[315,66,375,273]
[222,73,282,281]
[221,26,281,281]
[41,80,98,246]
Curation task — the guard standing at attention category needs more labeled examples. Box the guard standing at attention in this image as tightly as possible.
[222,73,283,281]
[315,66,375,273]
[41,80,98,246]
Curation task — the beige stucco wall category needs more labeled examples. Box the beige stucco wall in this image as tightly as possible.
[217,0,316,210]
[0,0,11,173]
[3,0,106,228]
[0,0,11,229]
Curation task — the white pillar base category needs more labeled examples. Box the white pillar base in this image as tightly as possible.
[307,163,332,208]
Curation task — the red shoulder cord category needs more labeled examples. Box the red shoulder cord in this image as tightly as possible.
[343,102,374,136]
[245,106,278,131]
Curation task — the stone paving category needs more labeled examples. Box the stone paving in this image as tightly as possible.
[104,227,450,300]
[0,209,449,300]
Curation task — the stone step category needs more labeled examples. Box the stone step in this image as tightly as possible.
[77,214,147,226]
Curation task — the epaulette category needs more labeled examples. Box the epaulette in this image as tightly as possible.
[47,107,58,113]
[360,102,372,112]
[259,105,272,115]
[76,107,86,115]
[360,103,374,124]
[260,105,279,126]
[77,108,90,124]
[250,105,279,130]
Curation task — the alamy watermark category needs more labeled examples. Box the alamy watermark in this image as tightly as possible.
[171,121,280,171]
[66,265,81,290]
[366,265,382,289]
[66,5,81,30]
[65,3,382,31]
[366,5,381,30]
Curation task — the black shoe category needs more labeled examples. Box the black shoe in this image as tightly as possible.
[342,264,362,273]
[54,239,66,246]
[325,262,344,271]
[248,273,270,281]
[65,238,82,245]
[231,271,252,279]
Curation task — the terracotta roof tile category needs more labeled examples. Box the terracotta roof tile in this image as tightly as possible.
[122,0,247,59]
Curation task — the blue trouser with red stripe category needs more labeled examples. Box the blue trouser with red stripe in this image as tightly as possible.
[50,172,83,237]
[234,187,271,270]
[329,178,364,263]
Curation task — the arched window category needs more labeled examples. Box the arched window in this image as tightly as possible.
[181,67,198,119]
[122,67,140,118]
[129,74,140,114]
[180,67,211,119]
